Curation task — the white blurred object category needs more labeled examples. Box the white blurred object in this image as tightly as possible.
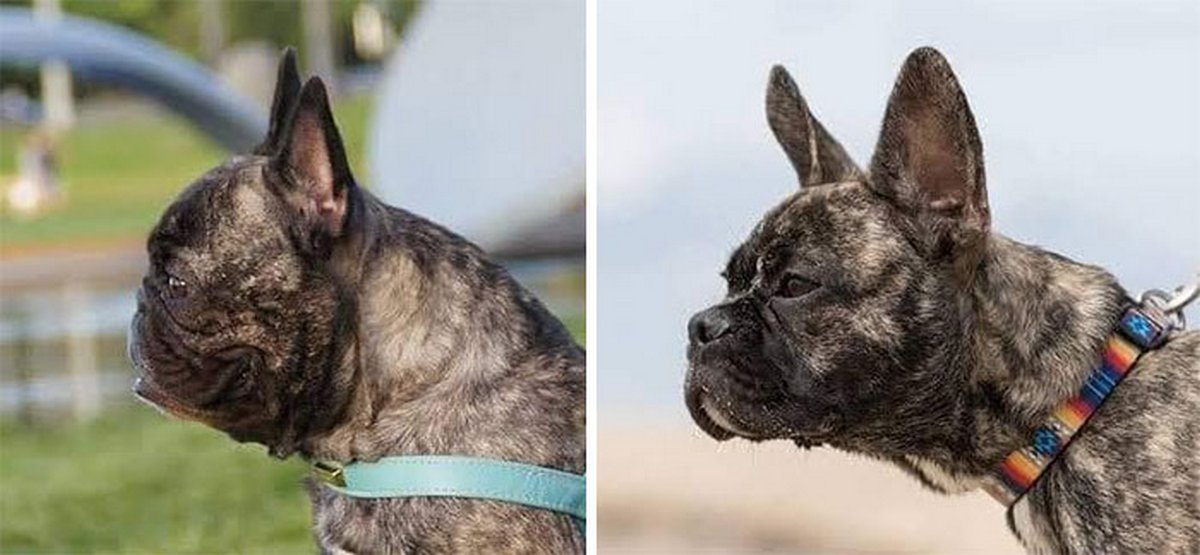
[34,0,74,131]
[5,131,63,216]
[353,2,394,60]
[302,0,337,94]
[215,41,280,111]
[370,0,583,250]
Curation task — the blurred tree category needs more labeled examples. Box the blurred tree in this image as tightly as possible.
[62,0,203,57]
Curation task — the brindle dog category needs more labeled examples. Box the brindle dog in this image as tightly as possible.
[129,49,585,554]
[685,47,1198,553]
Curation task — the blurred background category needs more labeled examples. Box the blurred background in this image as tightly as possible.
[598,0,1198,552]
[0,0,581,552]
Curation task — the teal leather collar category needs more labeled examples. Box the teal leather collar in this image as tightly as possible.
[312,455,586,529]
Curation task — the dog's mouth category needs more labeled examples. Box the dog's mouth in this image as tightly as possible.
[128,318,215,425]
[685,375,767,441]
[693,393,828,448]
[132,374,212,424]
[685,384,732,441]
[700,396,761,438]
[686,365,830,449]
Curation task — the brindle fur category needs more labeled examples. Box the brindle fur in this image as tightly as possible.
[129,49,585,554]
[685,47,1199,554]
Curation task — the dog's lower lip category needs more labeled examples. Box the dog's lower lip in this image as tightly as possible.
[132,374,168,409]
[684,383,734,441]
[133,374,208,422]
[700,397,760,438]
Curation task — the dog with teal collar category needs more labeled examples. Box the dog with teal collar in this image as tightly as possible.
[685,47,1199,553]
[129,49,586,554]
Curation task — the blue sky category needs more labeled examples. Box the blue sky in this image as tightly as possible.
[599,0,1200,417]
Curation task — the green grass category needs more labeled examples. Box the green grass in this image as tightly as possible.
[0,96,373,250]
[0,323,583,554]
[564,314,584,342]
[0,405,314,554]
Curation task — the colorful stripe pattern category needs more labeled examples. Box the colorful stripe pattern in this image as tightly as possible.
[982,306,1170,505]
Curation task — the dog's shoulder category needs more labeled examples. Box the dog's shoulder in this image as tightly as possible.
[1118,329,1200,410]
[1144,328,1200,375]
[1097,328,1199,442]
[1018,328,1200,553]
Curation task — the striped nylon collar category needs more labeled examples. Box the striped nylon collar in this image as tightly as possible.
[981,304,1173,505]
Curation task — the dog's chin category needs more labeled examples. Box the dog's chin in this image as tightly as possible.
[792,436,824,450]
[685,383,767,442]
[699,397,763,439]
[698,401,827,448]
[132,374,212,424]
[686,367,830,448]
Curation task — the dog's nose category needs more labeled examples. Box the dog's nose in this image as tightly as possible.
[689,307,733,345]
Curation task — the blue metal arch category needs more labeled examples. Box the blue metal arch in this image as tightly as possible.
[0,7,266,152]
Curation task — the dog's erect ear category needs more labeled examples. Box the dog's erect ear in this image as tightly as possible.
[869,47,989,251]
[254,47,303,155]
[766,65,863,187]
[271,77,354,239]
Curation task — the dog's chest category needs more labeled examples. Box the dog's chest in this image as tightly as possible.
[308,484,582,554]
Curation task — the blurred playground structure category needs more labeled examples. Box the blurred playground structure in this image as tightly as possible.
[0,3,581,549]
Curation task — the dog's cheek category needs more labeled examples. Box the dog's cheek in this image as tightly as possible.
[213,389,282,444]
[767,300,841,382]
[770,310,881,424]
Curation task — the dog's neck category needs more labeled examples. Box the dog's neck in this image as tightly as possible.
[299,197,583,467]
[903,234,1127,491]
[973,235,1127,424]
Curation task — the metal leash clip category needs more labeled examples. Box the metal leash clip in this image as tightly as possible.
[312,460,347,487]
[1140,273,1200,332]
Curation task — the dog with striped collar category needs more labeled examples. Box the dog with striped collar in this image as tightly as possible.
[685,47,1199,554]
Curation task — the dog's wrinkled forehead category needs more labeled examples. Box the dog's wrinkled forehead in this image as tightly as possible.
[724,181,905,294]
[151,156,277,248]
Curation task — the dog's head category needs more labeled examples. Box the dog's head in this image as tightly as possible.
[685,47,990,454]
[129,49,359,456]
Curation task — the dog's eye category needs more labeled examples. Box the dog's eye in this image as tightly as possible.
[235,367,253,392]
[778,274,819,298]
[166,274,189,296]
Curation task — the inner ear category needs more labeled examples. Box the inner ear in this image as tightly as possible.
[254,47,302,155]
[869,47,988,230]
[271,77,354,239]
[766,65,862,187]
